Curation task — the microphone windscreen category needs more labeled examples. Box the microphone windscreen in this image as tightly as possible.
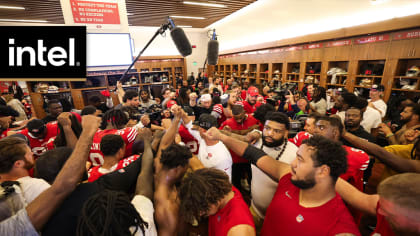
[170,27,192,57]
[207,39,219,65]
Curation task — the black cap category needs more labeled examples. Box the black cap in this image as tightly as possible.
[0,105,19,117]
[196,114,217,130]
[371,84,384,92]
[26,119,46,135]
[182,106,195,116]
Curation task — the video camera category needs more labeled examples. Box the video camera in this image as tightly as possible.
[268,82,298,104]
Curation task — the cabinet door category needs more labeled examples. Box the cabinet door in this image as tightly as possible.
[30,93,46,119]
[71,90,85,110]
[305,48,323,61]
[367,42,390,60]
[323,47,336,60]
[335,46,351,60]
[410,38,420,58]
[389,39,419,59]
[351,44,370,60]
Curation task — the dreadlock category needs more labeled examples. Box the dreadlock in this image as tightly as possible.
[178,168,232,222]
[100,109,129,130]
[76,190,148,236]
[54,113,82,147]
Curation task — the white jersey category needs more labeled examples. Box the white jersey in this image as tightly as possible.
[185,121,232,181]
[368,99,387,118]
[251,138,298,219]
[361,106,382,133]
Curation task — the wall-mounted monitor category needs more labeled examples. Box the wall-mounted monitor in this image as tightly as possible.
[87,33,133,67]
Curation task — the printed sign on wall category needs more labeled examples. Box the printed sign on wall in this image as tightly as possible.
[70,0,120,24]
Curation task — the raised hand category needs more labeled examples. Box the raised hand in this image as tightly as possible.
[57,112,72,127]
[81,115,101,135]
[205,127,224,141]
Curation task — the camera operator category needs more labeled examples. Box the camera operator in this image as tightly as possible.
[279,90,310,119]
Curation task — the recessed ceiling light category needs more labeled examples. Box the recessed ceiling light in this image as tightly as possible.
[0,5,25,10]
[178,25,193,28]
[183,1,226,8]
[170,15,205,20]
[0,19,48,23]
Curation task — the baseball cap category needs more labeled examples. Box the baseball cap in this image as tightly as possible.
[247,86,259,97]
[182,106,195,116]
[166,100,177,109]
[200,94,212,102]
[371,84,384,92]
[195,114,217,130]
[27,119,46,135]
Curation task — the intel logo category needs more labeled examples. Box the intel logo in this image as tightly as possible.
[0,26,86,80]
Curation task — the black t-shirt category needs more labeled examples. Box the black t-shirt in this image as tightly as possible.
[42,115,57,124]
[341,126,376,147]
[42,156,142,236]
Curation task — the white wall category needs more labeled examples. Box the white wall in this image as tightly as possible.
[206,0,420,52]
[129,26,208,75]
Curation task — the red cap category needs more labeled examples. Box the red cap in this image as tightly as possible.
[167,100,177,109]
[101,90,110,97]
[247,86,259,96]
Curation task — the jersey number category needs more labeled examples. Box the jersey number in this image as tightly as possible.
[90,153,104,166]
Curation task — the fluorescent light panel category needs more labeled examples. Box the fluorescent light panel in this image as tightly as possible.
[178,25,192,28]
[170,15,205,19]
[0,5,25,10]
[183,1,226,8]
[0,19,48,23]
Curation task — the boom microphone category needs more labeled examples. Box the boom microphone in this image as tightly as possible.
[207,29,219,65]
[168,18,192,57]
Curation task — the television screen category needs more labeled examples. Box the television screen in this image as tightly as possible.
[87,33,133,67]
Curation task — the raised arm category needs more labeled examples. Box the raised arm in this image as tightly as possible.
[135,128,154,200]
[206,127,290,181]
[335,178,379,216]
[342,131,420,173]
[57,112,78,149]
[220,129,261,144]
[26,115,101,230]
[159,106,182,151]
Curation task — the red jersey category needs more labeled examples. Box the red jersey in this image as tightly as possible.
[212,104,227,127]
[242,100,261,114]
[372,202,395,236]
[208,187,255,236]
[220,115,260,163]
[0,128,9,140]
[179,124,199,155]
[289,131,312,147]
[46,136,56,150]
[241,90,247,100]
[261,174,360,236]
[87,154,140,182]
[19,122,59,158]
[341,146,369,192]
[89,127,138,166]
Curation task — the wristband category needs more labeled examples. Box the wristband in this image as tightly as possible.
[386,133,394,138]
[243,145,267,165]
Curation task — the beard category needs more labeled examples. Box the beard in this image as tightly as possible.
[400,116,411,124]
[23,159,34,170]
[290,169,316,189]
[345,121,358,129]
[263,135,285,148]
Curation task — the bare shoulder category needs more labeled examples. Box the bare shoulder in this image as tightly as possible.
[227,224,255,236]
